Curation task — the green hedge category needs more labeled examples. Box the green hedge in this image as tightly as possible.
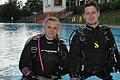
[73,0,120,15]
[99,0,120,12]
[72,6,83,15]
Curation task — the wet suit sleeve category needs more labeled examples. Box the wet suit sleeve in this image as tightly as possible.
[108,30,120,71]
[19,37,33,77]
[60,41,69,57]
[60,42,69,75]
[69,33,83,77]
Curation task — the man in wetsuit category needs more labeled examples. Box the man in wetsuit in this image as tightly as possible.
[19,16,68,80]
[69,1,119,80]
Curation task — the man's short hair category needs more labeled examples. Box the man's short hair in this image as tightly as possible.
[83,1,99,13]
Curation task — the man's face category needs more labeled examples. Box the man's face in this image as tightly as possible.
[83,6,100,26]
[44,20,59,40]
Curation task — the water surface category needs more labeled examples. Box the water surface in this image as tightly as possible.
[0,23,120,80]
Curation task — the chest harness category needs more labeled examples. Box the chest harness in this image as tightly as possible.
[30,34,66,76]
[69,25,117,73]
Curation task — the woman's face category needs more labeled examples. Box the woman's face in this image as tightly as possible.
[44,20,59,40]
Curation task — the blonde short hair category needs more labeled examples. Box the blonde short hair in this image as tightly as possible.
[43,16,60,27]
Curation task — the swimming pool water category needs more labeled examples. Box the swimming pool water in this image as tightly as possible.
[0,23,120,80]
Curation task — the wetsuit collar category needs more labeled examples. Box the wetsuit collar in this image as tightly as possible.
[86,24,100,31]
[43,35,56,44]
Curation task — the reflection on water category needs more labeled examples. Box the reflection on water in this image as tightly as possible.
[0,23,43,78]
[0,23,120,80]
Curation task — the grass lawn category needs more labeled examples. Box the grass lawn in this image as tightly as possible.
[100,10,120,26]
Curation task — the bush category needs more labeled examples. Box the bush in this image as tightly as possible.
[99,0,120,12]
[73,0,120,14]
[72,6,83,15]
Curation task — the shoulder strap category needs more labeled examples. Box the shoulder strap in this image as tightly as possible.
[25,36,35,46]
[37,33,44,72]
[69,26,86,46]
[25,33,45,45]
[57,37,66,55]
[101,25,111,36]
[77,26,86,42]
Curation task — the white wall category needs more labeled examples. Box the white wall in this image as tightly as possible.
[43,0,66,13]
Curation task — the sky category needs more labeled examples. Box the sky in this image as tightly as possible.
[0,0,27,6]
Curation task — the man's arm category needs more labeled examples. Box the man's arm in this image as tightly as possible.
[69,33,83,78]
[108,30,120,72]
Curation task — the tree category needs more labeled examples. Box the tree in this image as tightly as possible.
[0,2,21,22]
[21,0,43,17]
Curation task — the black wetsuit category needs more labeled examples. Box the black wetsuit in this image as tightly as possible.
[19,34,68,79]
[69,25,119,80]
